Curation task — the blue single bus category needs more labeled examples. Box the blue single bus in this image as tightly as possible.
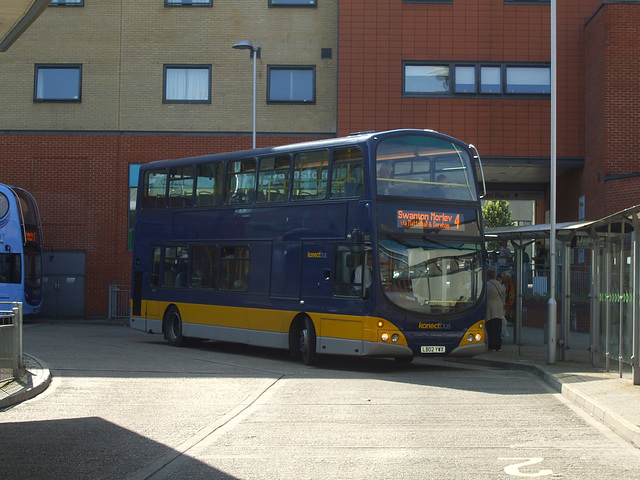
[0,184,43,315]
[130,129,487,364]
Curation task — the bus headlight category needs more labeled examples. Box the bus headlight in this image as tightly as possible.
[478,322,484,330]
[475,333,482,342]
[391,334,399,343]
[467,334,474,343]
[381,332,389,342]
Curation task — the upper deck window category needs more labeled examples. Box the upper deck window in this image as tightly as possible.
[168,166,194,207]
[225,159,256,205]
[142,169,167,209]
[331,147,363,198]
[376,134,476,201]
[292,150,328,200]
[257,155,291,203]
[0,193,9,219]
[195,162,223,206]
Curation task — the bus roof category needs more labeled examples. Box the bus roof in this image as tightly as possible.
[139,129,470,170]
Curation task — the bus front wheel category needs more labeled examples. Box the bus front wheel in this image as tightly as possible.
[298,317,318,366]
[163,305,185,347]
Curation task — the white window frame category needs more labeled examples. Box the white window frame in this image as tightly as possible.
[163,65,212,104]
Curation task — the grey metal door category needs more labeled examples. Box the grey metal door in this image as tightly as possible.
[42,251,85,317]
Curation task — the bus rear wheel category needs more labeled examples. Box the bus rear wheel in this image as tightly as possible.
[163,305,185,347]
[298,317,318,366]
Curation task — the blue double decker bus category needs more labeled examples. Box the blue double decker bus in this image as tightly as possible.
[130,129,487,364]
[0,184,43,315]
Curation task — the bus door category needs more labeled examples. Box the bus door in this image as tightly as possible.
[270,242,302,299]
[300,242,334,300]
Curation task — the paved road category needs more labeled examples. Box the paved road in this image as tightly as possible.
[2,320,640,479]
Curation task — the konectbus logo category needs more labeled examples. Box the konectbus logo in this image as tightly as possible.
[418,322,452,330]
[307,251,328,259]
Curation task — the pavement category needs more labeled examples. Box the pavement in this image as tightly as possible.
[1,325,639,449]
[0,353,51,410]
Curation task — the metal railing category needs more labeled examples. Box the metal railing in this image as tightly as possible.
[0,302,23,383]
[109,285,131,320]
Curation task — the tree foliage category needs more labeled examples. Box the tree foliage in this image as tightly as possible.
[482,200,514,228]
[482,200,514,252]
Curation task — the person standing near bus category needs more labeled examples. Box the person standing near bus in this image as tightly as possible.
[486,268,505,351]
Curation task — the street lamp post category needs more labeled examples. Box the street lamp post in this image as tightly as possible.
[233,40,260,149]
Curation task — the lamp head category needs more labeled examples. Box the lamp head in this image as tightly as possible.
[233,40,256,51]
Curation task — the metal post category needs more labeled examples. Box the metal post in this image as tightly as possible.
[632,222,640,385]
[251,48,257,149]
[512,238,524,346]
[605,226,612,372]
[619,221,625,378]
[589,231,599,367]
[562,240,571,355]
[547,0,558,365]
[12,303,23,378]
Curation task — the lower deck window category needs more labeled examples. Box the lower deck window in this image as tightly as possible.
[0,253,21,284]
[220,246,250,291]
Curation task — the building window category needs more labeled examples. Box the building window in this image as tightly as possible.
[506,66,551,94]
[165,0,212,5]
[163,65,211,103]
[269,0,317,6]
[504,0,549,4]
[404,64,450,94]
[49,0,84,5]
[34,65,82,102]
[268,66,315,103]
[454,65,476,94]
[480,66,502,94]
[404,62,550,97]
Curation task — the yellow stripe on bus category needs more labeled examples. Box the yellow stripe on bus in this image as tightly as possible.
[142,300,408,346]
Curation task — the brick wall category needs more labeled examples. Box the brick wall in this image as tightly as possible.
[338,0,600,159]
[0,132,322,316]
[585,3,640,219]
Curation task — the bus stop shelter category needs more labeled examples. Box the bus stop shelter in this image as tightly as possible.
[485,205,640,385]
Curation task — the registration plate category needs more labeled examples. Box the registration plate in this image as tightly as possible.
[421,346,446,354]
